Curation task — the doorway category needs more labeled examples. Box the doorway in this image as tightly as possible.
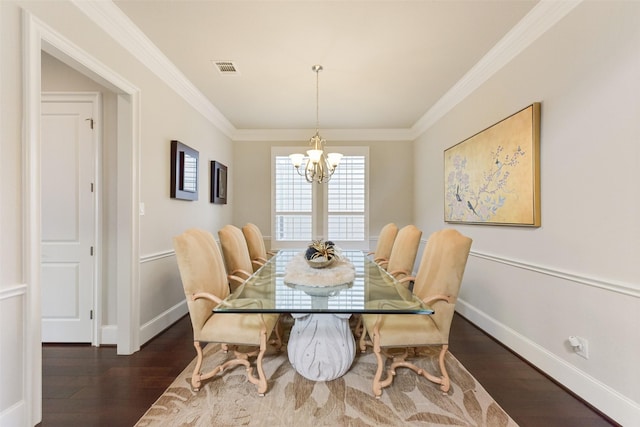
[40,93,100,344]
[24,11,142,426]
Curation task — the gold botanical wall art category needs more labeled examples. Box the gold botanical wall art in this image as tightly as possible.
[444,103,541,226]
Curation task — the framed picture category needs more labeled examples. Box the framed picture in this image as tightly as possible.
[444,103,541,226]
[211,161,227,204]
[170,140,199,201]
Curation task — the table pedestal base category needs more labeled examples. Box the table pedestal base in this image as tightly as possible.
[287,313,355,381]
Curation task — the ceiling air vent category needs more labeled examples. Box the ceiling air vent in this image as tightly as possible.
[213,61,239,75]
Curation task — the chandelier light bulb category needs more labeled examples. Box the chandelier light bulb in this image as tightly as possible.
[289,153,305,168]
[307,149,323,163]
[327,153,343,168]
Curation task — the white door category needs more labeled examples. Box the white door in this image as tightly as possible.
[41,95,97,343]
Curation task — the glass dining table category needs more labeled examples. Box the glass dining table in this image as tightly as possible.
[213,249,433,381]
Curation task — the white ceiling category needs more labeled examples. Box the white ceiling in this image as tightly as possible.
[113,0,538,132]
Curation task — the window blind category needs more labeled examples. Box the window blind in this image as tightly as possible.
[274,156,312,241]
[327,155,366,241]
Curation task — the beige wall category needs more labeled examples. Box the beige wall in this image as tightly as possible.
[414,2,639,423]
[233,139,414,250]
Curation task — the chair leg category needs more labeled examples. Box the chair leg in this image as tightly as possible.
[359,324,373,352]
[191,330,275,396]
[372,346,386,398]
[370,344,451,397]
[255,332,269,396]
[371,335,395,398]
[243,330,269,396]
[359,327,367,352]
[437,344,450,393]
[270,316,283,351]
[191,341,204,391]
[352,314,363,338]
[387,345,450,394]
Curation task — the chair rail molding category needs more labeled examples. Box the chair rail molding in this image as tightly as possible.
[470,250,639,298]
[0,283,28,300]
[140,249,175,264]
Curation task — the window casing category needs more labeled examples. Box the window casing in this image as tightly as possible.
[272,146,369,249]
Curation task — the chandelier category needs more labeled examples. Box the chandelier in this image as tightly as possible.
[289,65,343,184]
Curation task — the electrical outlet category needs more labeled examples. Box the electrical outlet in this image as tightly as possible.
[572,336,589,359]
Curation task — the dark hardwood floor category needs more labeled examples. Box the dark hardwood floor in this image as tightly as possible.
[39,313,617,426]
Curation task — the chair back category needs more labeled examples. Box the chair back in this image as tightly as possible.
[173,228,229,338]
[386,224,422,279]
[413,228,472,341]
[372,223,399,263]
[242,223,268,271]
[218,225,254,286]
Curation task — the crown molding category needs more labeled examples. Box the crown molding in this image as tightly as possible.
[410,0,582,139]
[232,128,414,142]
[71,0,235,139]
[71,0,580,143]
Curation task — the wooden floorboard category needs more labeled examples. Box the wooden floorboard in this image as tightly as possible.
[38,313,617,426]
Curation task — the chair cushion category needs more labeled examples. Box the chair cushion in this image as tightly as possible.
[196,313,280,346]
[361,313,447,347]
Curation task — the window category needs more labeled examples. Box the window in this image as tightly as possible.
[272,146,368,248]
[273,154,313,241]
[326,155,366,241]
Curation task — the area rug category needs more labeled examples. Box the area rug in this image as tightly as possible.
[136,320,518,427]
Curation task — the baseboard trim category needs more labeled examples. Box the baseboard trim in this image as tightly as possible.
[100,300,188,346]
[100,324,117,345]
[0,401,27,427]
[139,300,189,345]
[456,300,639,426]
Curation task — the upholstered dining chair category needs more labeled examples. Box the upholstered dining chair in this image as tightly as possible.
[218,224,256,291]
[367,223,399,267]
[360,228,472,398]
[379,224,422,282]
[173,228,281,395]
[242,223,277,272]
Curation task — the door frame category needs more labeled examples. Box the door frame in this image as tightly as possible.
[24,11,141,425]
[41,91,102,345]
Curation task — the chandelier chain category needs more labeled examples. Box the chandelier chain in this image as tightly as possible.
[315,65,321,132]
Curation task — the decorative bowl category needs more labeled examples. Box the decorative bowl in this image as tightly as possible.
[304,239,340,269]
[305,256,335,269]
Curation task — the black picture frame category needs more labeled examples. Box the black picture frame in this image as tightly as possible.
[170,140,199,201]
[211,161,227,204]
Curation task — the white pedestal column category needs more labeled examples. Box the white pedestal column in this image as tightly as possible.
[287,313,356,381]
